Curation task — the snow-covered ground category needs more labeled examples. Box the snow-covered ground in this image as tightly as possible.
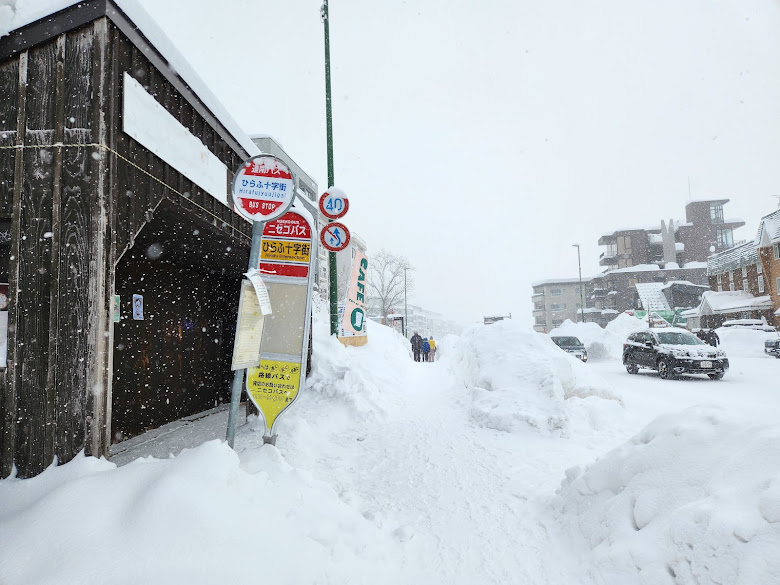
[1,314,779,584]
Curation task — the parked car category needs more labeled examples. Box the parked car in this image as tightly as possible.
[721,319,776,332]
[765,338,780,359]
[622,328,729,380]
[550,336,588,362]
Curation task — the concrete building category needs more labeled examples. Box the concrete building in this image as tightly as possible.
[598,199,745,270]
[532,278,588,333]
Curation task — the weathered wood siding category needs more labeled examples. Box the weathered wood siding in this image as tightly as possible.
[0,13,252,477]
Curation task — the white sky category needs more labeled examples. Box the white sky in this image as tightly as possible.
[137,0,780,326]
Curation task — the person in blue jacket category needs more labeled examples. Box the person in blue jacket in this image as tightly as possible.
[422,337,430,362]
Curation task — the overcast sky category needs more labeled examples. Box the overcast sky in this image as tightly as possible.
[138,0,780,326]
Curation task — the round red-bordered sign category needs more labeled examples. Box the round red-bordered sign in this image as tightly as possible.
[320,222,351,252]
[319,188,349,220]
[231,155,296,223]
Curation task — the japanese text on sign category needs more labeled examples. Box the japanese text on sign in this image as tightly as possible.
[246,360,302,429]
[261,240,311,263]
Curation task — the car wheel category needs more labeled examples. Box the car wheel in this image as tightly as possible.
[625,355,639,374]
[708,372,724,380]
[658,358,675,380]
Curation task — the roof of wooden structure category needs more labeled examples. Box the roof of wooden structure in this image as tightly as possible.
[1,0,261,162]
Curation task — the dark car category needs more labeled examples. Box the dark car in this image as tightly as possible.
[765,338,780,359]
[622,328,729,380]
[550,336,588,362]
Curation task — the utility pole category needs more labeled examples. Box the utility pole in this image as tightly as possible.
[322,0,338,335]
[573,244,585,324]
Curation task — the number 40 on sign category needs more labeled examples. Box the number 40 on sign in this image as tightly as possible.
[319,187,349,220]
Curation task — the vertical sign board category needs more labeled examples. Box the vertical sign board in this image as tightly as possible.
[246,209,317,436]
[338,249,369,346]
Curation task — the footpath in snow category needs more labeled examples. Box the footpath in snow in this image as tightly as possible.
[2,314,780,584]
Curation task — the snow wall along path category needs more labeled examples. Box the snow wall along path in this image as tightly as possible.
[439,320,623,436]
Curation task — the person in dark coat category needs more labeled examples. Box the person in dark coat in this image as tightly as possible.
[705,329,720,346]
[410,332,423,362]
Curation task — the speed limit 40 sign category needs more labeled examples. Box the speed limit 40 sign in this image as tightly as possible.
[319,187,349,220]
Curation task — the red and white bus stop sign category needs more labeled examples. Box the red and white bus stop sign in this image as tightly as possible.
[319,187,349,220]
[231,155,296,223]
[320,222,351,252]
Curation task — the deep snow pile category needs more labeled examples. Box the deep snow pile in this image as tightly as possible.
[302,298,413,421]
[549,313,648,360]
[441,320,622,435]
[554,407,780,585]
[0,441,407,585]
[716,327,780,359]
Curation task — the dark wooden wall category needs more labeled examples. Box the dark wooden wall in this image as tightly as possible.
[0,15,252,477]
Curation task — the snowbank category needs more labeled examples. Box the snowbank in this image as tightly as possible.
[554,407,780,585]
[716,327,780,359]
[441,320,622,436]
[0,441,406,585]
[548,313,647,361]
[301,298,413,421]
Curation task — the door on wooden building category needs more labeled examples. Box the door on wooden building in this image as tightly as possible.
[111,203,246,441]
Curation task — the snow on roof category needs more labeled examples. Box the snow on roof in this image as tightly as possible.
[756,208,780,246]
[707,241,759,275]
[683,261,707,269]
[698,290,773,315]
[4,0,261,159]
[634,282,671,311]
[531,277,589,287]
[685,197,729,205]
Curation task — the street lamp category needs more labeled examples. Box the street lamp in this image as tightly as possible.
[404,266,409,338]
[573,244,585,323]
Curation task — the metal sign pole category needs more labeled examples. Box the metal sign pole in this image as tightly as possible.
[226,220,264,448]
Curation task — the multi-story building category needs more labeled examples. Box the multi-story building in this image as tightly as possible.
[532,278,589,333]
[696,208,780,327]
[598,199,745,270]
[533,199,747,329]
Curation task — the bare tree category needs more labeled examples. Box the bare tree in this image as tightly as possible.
[367,249,414,322]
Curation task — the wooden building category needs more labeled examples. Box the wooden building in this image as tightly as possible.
[0,1,263,477]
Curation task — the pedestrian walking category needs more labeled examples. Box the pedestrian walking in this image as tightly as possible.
[422,337,430,362]
[428,335,437,362]
[410,331,423,362]
[705,329,720,346]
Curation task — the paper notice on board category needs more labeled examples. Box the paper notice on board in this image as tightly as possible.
[244,268,273,315]
[232,281,265,370]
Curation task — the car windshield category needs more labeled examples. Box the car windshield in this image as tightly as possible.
[553,337,581,346]
[655,332,705,346]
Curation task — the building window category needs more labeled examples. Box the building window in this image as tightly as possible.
[742,276,748,291]
[758,275,765,294]
[550,303,565,311]
[775,243,780,261]
[777,277,780,295]
[533,286,544,295]
[757,261,763,275]
[535,316,545,325]
[716,229,733,249]
[550,288,563,296]
[717,280,722,292]
[551,319,563,328]
[534,302,544,311]
[710,203,724,224]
